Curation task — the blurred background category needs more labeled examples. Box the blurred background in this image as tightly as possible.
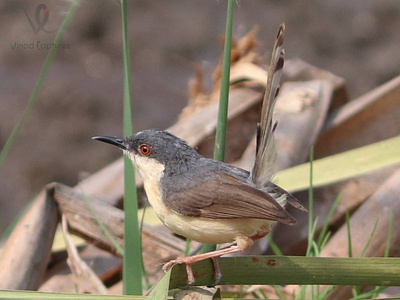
[0,0,399,233]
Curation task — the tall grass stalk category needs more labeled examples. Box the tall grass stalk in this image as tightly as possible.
[267,235,283,256]
[317,192,342,248]
[0,0,80,172]
[213,0,235,162]
[120,0,142,295]
[202,0,235,254]
[306,147,314,257]
[384,212,393,258]
[139,204,151,289]
[367,212,394,299]
[346,210,353,258]
[359,219,378,257]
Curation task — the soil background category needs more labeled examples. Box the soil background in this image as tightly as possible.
[0,0,399,233]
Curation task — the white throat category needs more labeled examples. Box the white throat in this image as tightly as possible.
[124,151,165,182]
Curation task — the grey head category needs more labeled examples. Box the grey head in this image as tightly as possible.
[92,129,202,176]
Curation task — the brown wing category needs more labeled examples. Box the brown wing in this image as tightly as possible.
[164,173,296,225]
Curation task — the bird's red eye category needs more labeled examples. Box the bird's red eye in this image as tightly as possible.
[138,144,152,156]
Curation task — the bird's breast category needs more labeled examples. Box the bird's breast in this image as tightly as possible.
[142,177,272,245]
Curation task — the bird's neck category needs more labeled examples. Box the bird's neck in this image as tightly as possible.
[164,154,199,177]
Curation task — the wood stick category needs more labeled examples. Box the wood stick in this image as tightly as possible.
[0,184,59,290]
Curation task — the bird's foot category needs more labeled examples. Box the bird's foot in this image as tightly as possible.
[209,257,222,287]
[162,240,262,286]
[162,257,196,285]
[162,255,223,286]
[162,257,186,273]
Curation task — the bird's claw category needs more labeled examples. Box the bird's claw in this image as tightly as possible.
[162,257,196,285]
[162,256,222,286]
[162,257,185,273]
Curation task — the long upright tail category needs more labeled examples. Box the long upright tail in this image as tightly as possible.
[251,24,307,212]
[251,24,285,186]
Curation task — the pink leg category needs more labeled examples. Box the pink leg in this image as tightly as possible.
[163,231,269,285]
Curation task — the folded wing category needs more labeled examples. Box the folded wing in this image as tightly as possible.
[164,172,296,225]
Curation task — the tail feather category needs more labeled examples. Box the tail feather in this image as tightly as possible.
[251,24,285,186]
[273,184,308,212]
[251,24,307,213]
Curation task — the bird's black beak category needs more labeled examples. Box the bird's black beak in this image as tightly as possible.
[92,135,129,151]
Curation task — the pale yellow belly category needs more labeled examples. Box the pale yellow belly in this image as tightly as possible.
[143,179,271,244]
[162,212,271,244]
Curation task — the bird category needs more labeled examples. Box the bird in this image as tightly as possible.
[93,24,306,285]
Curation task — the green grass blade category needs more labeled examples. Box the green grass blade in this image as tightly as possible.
[320,285,336,299]
[317,191,342,248]
[311,240,320,257]
[349,287,387,300]
[306,147,314,256]
[364,286,387,299]
[184,238,192,256]
[346,210,353,258]
[272,285,286,299]
[251,290,261,299]
[120,0,142,295]
[298,286,307,300]
[0,290,146,299]
[203,0,235,255]
[148,270,171,300]
[276,135,400,192]
[314,284,320,300]
[358,218,378,257]
[384,212,393,258]
[200,243,216,254]
[213,0,235,162]
[267,235,283,256]
[139,205,151,289]
[353,286,361,298]
[318,231,331,251]
[169,256,400,289]
[0,0,80,172]
[306,218,318,257]
[299,148,315,300]
[251,291,260,299]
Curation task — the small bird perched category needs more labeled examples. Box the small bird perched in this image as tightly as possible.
[93,24,306,285]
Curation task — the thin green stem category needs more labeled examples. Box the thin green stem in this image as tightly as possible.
[139,204,150,289]
[267,235,283,256]
[317,191,342,248]
[358,219,379,257]
[346,210,353,258]
[384,212,393,257]
[184,238,192,256]
[121,0,142,295]
[0,290,147,299]
[213,0,234,162]
[272,285,286,299]
[203,0,235,255]
[306,147,314,256]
